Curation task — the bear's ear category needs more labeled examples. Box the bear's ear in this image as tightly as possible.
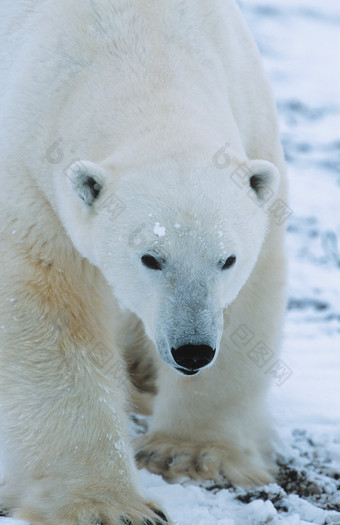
[66,160,105,206]
[247,159,280,203]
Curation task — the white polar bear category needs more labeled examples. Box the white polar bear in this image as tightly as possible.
[0,0,288,523]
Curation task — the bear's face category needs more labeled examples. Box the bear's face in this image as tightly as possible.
[57,155,279,375]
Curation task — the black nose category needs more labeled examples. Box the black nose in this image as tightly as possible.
[171,344,216,373]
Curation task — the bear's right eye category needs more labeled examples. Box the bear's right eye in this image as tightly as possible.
[221,255,236,270]
[141,254,163,270]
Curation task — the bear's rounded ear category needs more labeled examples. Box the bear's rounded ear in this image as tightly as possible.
[248,159,280,203]
[65,160,106,206]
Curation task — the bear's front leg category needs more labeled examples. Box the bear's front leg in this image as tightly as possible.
[135,271,286,489]
[0,286,169,525]
[0,345,169,525]
[135,361,275,488]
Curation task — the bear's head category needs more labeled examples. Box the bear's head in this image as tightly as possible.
[56,153,280,375]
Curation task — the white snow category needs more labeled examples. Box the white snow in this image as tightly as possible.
[1,0,339,524]
[153,222,167,237]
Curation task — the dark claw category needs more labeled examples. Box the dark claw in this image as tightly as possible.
[147,451,159,463]
[135,450,148,462]
[154,509,168,522]
[120,517,133,525]
[164,456,174,471]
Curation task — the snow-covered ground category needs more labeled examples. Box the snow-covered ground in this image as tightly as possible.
[1,0,339,524]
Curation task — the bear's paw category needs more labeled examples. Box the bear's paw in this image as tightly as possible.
[135,434,274,488]
[14,498,170,525]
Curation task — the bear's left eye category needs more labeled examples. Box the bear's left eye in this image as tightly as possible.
[221,255,236,270]
[141,254,163,270]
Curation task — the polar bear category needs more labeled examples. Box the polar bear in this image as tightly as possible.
[0,0,288,523]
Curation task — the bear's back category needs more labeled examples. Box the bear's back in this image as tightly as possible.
[0,0,284,209]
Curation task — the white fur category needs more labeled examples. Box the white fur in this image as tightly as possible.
[0,0,287,523]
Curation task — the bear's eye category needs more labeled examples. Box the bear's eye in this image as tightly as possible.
[221,255,236,270]
[141,254,163,271]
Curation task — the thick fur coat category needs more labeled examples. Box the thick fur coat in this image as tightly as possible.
[0,1,287,523]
